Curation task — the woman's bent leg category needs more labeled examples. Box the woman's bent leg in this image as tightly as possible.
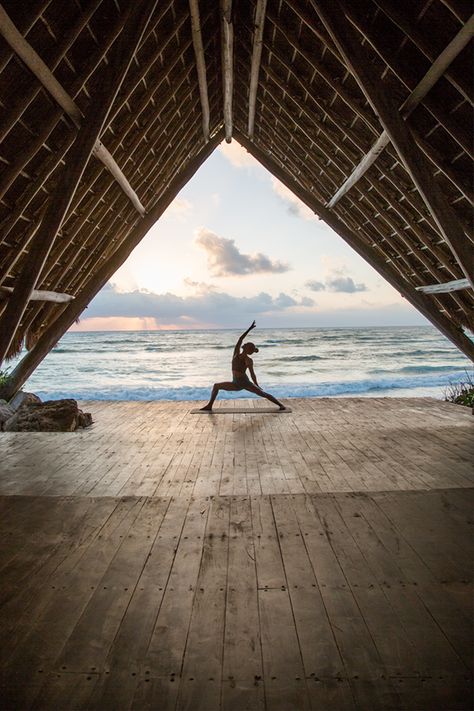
[200,381,239,410]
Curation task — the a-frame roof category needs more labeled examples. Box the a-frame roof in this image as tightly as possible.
[0,0,472,392]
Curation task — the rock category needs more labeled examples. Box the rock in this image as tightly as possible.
[4,398,92,432]
[78,410,93,428]
[0,399,15,430]
[9,391,42,411]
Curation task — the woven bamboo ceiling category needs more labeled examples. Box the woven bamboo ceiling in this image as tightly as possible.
[0,0,473,391]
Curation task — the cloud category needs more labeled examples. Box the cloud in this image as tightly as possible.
[164,197,192,219]
[306,272,367,293]
[183,278,216,294]
[194,228,290,277]
[271,178,317,221]
[219,140,261,168]
[305,280,326,292]
[83,282,311,328]
[326,275,367,293]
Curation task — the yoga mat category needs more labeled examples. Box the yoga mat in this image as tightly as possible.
[190,407,292,414]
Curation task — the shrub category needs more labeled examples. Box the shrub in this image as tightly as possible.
[444,370,474,407]
[0,368,11,389]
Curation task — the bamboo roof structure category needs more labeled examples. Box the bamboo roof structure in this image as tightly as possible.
[0,0,473,395]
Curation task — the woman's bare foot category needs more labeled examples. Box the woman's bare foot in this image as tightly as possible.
[199,405,213,411]
[278,404,286,410]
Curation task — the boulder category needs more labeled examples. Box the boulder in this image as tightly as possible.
[9,391,42,411]
[4,398,92,432]
[0,399,14,429]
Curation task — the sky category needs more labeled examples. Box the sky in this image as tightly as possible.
[70,140,428,331]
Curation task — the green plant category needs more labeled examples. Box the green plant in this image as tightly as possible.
[0,368,11,389]
[444,370,474,407]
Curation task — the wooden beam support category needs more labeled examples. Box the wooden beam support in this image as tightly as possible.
[189,0,210,141]
[327,12,474,208]
[0,3,146,217]
[344,3,472,158]
[234,130,474,361]
[0,0,158,366]
[416,278,470,294]
[313,0,474,289]
[248,0,267,138]
[0,287,73,303]
[327,133,389,208]
[373,0,473,103]
[0,130,223,400]
[220,0,233,142]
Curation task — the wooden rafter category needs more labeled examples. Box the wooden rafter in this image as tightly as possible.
[235,130,474,361]
[344,3,472,158]
[0,0,159,366]
[0,3,146,217]
[189,0,210,141]
[0,130,224,400]
[416,279,470,294]
[221,0,233,142]
[327,11,474,208]
[0,287,73,303]
[247,0,267,138]
[373,0,473,103]
[263,9,472,203]
[314,0,474,290]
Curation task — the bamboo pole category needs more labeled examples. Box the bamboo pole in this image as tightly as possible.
[416,279,470,294]
[189,0,210,141]
[0,0,159,366]
[221,0,233,142]
[0,287,73,302]
[313,0,474,289]
[0,130,223,400]
[235,130,474,360]
[248,0,267,138]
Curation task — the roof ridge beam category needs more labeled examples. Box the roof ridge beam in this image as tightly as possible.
[248,0,267,138]
[327,12,474,208]
[0,3,146,217]
[189,0,210,141]
[220,0,233,142]
[314,0,473,288]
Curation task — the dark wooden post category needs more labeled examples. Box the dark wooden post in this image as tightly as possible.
[0,0,159,366]
[236,131,474,361]
[312,0,474,289]
[0,131,223,400]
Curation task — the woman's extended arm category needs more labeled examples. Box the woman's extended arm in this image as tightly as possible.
[233,320,256,355]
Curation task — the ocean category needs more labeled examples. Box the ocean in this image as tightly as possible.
[6,326,473,402]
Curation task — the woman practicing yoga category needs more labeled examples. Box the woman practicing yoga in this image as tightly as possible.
[200,321,286,411]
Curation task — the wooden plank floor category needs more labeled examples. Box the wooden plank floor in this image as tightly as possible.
[0,398,472,710]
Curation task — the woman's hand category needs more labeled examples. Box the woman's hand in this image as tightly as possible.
[249,320,256,330]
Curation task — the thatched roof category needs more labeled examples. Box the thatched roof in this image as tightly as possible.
[0,0,472,389]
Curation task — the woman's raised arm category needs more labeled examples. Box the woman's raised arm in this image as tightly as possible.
[233,320,256,355]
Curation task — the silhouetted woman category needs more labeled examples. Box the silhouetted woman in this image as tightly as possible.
[200,321,285,411]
